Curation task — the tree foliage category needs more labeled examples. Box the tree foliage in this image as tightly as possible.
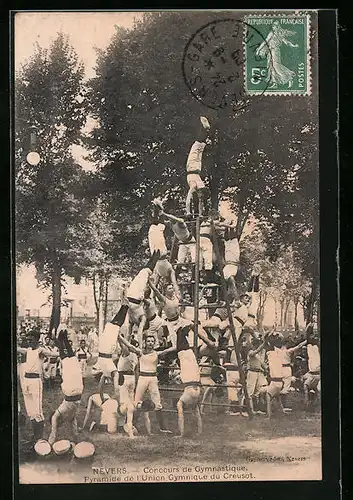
[86,11,319,286]
[15,33,90,331]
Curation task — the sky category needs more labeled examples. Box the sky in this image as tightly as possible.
[14,11,144,78]
[15,12,146,170]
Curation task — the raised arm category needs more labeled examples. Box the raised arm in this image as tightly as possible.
[39,347,60,358]
[117,333,142,356]
[248,341,266,357]
[216,220,237,229]
[157,346,177,358]
[286,340,308,354]
[255,32,273,57]
[201,316,223,329]
[148,279,166,304]
[197,325,216,349]
[282,36,298,48]
[162,211,185,225]
[118,336,131,357]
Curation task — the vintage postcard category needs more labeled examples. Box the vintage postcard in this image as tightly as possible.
[14,10,324,484]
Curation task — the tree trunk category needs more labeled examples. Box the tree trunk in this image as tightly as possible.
[49,262,62,336]
[257,290,267,331]
[274,298,278,328]
[97,276,104,335]
[294,297,299,333]
[92,273,99,329]
[303,278,318,325]
[103,276,109,325]
[279,299,285,328]
[283,298,291,331]
[209,125,222,210]
[235,210,248,240]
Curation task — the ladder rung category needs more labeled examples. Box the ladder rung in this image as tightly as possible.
[179,302,225,308]
[168,213,209,221]
[199,302,225,308]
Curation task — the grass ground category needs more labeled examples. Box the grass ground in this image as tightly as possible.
[18,374,322,483]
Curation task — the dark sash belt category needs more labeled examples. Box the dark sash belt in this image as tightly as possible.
[309,371,320,375]
[119,370,135,376]
[282,363,291,368]
[65,394,81,402]
[200,373,212,377]
[234,316,245,326]
[78,354,87,360]
[166,316,179,322]
[223,363,239,371]
[214,312,226,321]
[127,296,142,305]
[99,352,113,359]
[187,169,201,175]
[270,378,283,383]
[139,371,157,377]
[49,358,57,363]
[184,381,201,388]
[200,234,212,240]
[248,368,263,373]
[226,260,240,266]
[148,313,157,321]
[248,313,256,319]
[179,233,194,244]
[25,372,40,379]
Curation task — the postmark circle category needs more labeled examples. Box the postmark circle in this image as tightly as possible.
[182,18,272,111]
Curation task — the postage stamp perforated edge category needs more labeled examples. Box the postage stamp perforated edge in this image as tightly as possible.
[242,12,312,96]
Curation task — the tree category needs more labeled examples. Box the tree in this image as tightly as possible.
[241,229,311,330]
[74,198,140,333]
[85,11,319,269]
[15,33,90,333]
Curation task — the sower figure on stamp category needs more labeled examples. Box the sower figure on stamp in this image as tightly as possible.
[152,198,196,264]
[118,333,174,435]
[17,330,59,445]
[148,202,179,291]
[48,327,83,445]
[97,304,130,399]
[125,251,161,346]
[186,116,211,216]
[255,21,299,89]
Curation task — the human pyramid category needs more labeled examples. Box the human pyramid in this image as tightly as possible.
[17,117,321,460]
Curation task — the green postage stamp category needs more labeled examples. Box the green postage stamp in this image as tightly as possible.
[244,14,311,95]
